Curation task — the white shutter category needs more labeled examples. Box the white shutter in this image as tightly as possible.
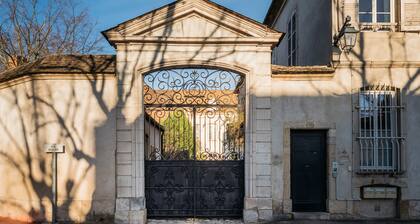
[400,0,420,31]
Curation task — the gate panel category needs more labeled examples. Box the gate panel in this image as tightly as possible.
[195,161,244,217]
[145,161,195,217]
[144,68,245,218]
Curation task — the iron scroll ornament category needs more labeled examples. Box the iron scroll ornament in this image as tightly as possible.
[143,68,245,161]
[144,68,244,106]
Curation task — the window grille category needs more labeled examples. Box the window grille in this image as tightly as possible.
[357,85,404,173]
[287,11,297,66]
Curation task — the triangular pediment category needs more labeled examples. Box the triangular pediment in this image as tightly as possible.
[138,13,247,38]
[102,0,283,46]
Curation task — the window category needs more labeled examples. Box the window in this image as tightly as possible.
[358,0,395,31]
[287,11,297,66]
[357,85,404,173]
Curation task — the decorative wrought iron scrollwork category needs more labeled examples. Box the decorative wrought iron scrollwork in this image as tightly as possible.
[144,68,244,106]
[144,68,245,217]
[144,68,245,161]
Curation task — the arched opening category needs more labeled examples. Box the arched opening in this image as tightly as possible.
[143,67,246,218]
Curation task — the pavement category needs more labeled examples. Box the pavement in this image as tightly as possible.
[1,217,420,224]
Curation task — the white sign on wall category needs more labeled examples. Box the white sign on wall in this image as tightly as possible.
[363,187,397,199]
[44,144,65,153]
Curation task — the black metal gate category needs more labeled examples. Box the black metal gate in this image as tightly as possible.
[144,68,245,218]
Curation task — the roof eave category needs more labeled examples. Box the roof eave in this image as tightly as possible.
[264,0,288,27]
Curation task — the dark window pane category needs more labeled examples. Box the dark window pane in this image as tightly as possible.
[377,0,390,13]
[292,33,296,50]
[377,14,391,23]
[292,14,296,31]
[361,116,374,130]
[359,0,373,12]
[359,13,372,23]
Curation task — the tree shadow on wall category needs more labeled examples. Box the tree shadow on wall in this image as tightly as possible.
[0,0,243,222]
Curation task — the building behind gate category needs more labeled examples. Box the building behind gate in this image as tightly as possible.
[0,0,419,223]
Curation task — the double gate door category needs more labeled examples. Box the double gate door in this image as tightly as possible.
[143,68,245,218]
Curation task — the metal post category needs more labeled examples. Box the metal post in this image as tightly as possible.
[192,106,196,218]
[193,107,197,160]
[52,152,57,223]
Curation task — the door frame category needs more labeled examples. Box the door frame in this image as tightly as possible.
[290,129,327,212]
[280,124,336,214]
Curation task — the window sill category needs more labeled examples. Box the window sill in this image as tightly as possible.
[356,169,404,176]
[359,23,398,32]
[271,65,335,80]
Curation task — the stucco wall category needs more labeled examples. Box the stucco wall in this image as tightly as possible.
[0,76,117,222]
[271,0,332,66]
[270,64,420,218]
[336,1,420,218]
[268,0,420,219]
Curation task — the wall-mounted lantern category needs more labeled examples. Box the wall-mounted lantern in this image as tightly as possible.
[333,16,359,52]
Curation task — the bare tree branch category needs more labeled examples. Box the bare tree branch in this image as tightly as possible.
[0,0,104,71]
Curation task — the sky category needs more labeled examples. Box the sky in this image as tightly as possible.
[83,0,273,53]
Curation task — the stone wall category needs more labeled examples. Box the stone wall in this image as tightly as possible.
[0,76,117,222]
[270,63,420,219]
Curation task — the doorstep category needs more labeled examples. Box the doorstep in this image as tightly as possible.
[292,212,330,220]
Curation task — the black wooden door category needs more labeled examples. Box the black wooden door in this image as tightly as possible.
[291,130,327,212]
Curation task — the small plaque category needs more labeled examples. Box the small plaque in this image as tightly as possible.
[363,186,397,199]
[44,144,65,153]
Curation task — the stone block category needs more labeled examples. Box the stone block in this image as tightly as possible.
[114,210,129,224]
[117,142,132,153]
[255,186,272,198]
[255,142,270,153]
[118,176,132,187]
[328,200,347,213]
[130,198,145,211]
[117,130,132,141]
[283,199,292,213]
[117,187,132,198]
[256,120,271,131]
[328,136,336,145]
[255,133,271,142]
[117,118,132,130]
[116,198,130,211]
[129,210,147,224]
[117,164,132,175]
[244,198,258,209]
[256,175,272,187]
[409,200,420,218]
[255,164,271,176]
[117,153,132,165]
[257,198,273,210]
[256,109,271,120]
[328,128,336,137]
[255,97,271,109]
[243,209,258,223]
[259,209,273,221]
[254,153,271,164]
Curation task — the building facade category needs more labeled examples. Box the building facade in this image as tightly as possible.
[265,0,420,220]
[0,0,419,223]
